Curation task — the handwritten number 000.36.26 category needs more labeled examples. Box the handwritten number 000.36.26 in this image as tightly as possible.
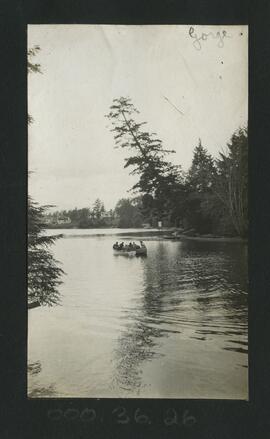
[47,407,196,426]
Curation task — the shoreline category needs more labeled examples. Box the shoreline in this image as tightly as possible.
[45,226,247,243]
[165,234,247,243]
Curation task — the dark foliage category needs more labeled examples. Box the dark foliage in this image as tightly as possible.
[115,198,143,228]
[28,46,64,308]
[106,97,184,222]
[28,198,64,307]
[106,97,248,236]
[214,128,248,237]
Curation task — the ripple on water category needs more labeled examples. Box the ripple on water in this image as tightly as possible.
[28,234,248,398]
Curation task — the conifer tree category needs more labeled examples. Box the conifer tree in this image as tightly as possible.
[28,199,64,308]
[187,139,216,192]
[214,127,248,237]
[28,47,64,308]
[106,97,183,222]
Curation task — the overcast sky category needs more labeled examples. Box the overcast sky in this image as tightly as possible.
[28,25,248,211]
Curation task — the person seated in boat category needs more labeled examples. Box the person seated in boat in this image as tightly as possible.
[113,242,119,250]
[128,242,134,250]
[140,240,146,248]
[119,242,124,249]
[133,241,140,249]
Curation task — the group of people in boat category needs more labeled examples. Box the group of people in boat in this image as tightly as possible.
[113,241,145,251]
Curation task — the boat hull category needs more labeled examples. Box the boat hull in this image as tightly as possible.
[135,248,147,256]
[113,248,147,256]
[113,249,136,256]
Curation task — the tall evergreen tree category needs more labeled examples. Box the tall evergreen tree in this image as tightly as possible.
[183,140,217,233]
[214,127,248,237]
[187,139,216,192]
[106,97,184,222]
[92,199,105,220]
[28,47,64,308]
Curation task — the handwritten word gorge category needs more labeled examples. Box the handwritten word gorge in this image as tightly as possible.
[189,26,231,50]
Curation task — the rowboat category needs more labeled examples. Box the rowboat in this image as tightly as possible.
[113,246,147,256]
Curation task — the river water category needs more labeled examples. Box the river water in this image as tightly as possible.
[28,229,248,399]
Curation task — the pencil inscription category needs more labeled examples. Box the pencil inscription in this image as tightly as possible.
[189,26,231,50]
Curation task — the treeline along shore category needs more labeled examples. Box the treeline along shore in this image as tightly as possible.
[45,97,248,241]
[106,97,247,239]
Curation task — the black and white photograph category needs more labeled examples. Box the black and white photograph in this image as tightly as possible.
[27,24,248,399]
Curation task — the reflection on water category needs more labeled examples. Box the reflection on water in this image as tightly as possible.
[28,230,248,399]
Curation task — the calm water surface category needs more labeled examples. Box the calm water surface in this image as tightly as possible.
[28,229,248,399]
